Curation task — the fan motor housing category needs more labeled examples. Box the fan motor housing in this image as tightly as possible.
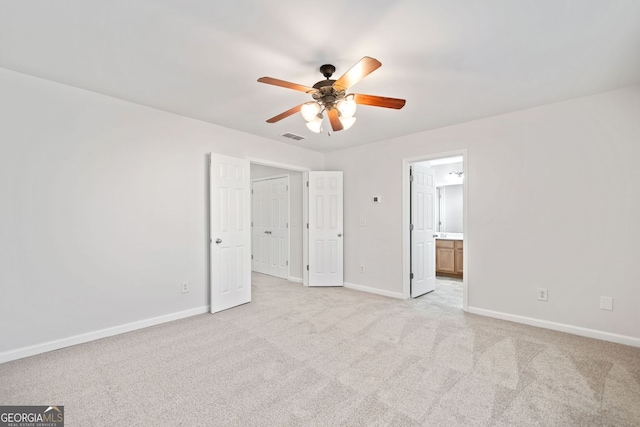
[312,79,346,109]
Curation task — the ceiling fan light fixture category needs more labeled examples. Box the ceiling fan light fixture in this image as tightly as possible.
[337,95,357,119]
[258,56,405,134]
[301,102,321,122]
[339,116,357,130]
[305,115,323,133]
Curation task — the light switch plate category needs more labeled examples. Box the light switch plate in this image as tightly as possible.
[600,296,613,311]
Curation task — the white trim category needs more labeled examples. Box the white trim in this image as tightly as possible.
[287,276,303,283]
[344,282,404,299]
[251,174,289,182]
[246,157,310,172]
[468,306,640,348]
[0,306,210,364]
[402,149,468,310]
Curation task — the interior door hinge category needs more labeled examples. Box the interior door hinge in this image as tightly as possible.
[410,272,414,280]
[306,223,309,229]
[251,189,254,194]
[251,221,253,227]
[410,224,414,231]
[286,260,288,266]
[306,265,309,271]
[306,181,309,187]
[286,223,289,228]
[286,185,289,191]
[251,254,253,259]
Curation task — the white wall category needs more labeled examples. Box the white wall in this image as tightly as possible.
[250,164,304,280]
[325,85,640,341]
[0,68,323,355]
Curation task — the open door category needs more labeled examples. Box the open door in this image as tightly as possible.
[210,153,251,313]
[308,171,343,287]
[411,164,436,297]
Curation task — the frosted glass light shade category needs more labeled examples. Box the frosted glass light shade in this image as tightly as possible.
[339,116,357,130]
[301,102,321,121]
[305,116,322,133]
[337,97,357,119]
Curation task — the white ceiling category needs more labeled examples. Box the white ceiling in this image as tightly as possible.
[2,1,639,153]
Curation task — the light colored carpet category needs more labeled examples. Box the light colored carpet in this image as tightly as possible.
[1,273,639,426]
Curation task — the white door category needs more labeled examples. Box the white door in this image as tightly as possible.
[308,171,343,287]
[251,177,289,279]
[267,177,289,278]
[251,180,269,274]
[411,164,436,297]
[210,153,251,313]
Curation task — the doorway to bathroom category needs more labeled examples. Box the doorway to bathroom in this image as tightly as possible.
[403,150,467,310]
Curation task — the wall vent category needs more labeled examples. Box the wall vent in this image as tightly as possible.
[281,132,305,141]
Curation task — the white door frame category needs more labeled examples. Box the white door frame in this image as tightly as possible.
[251,174,290,279]
[402,149,468,310]
[246,157,310,287]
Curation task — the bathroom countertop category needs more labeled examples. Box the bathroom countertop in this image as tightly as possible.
[435,233,463,240]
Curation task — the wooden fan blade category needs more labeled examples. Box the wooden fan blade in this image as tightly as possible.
[266,104,303,123]
[333,56,382,90]
[353,93,406,109]
[257,77,317,93]
[327,108,344,132]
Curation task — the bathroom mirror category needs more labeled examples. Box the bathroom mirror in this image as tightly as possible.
[436,184,463,232]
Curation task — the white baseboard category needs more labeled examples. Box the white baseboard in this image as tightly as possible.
[467,306,640,348]
[287,276,303,284]
[0,306,210,364]
[344,282,404,299]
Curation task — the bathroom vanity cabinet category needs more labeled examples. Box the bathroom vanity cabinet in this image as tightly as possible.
[435,239,463,278]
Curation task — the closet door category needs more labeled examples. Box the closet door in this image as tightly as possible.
[267,177,289,279]
[252,176,289,279]
[251,180,269,274]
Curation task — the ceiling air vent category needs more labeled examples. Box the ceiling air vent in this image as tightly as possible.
[281,132,305,141]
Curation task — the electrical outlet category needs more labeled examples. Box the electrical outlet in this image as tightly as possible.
[360,266,365,273]
[359,218,367,227]
[600,296,613,311]
[181,282,189,294]
[537,288,548,301]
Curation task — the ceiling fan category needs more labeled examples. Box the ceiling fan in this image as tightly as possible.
[257,56,406,133]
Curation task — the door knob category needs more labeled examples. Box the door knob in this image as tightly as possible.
[215,238,222,244]
[338,233,342,237]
